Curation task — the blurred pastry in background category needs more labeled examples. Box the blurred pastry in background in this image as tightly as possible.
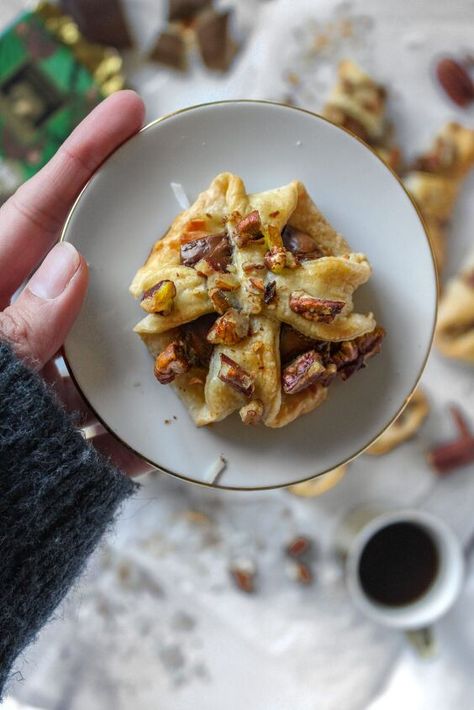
[366,388,429,456]
[436,251,474,363]
[403,123,474,273]
[287,464,348,496]
[323,59,401,172]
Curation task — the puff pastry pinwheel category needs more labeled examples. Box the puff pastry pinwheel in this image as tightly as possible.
[404,123,474,273]
[130,173,384,428]
[366,388,429,455]
[323,59,401,172]
[436,251,474,363]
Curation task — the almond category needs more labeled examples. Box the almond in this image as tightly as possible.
[436,58,474,108]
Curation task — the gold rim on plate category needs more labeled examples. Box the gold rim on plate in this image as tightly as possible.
[60,99,438,492]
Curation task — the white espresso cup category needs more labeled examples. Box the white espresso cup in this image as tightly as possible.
[335,505,465,654]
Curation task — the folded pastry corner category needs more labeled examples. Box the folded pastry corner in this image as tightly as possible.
[403,123,474,273]
[130,173,384,428]
[436,251,474,363]
[322,59,401,172]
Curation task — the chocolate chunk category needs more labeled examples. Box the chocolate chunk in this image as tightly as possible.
[150,31,186,71]
[181,314,216,366]
[169,0,211,22]
[195,9,237,71]
[180,233,232,271]
[282,225,322,261]
[60,0,133,48]
[279,325,317,364]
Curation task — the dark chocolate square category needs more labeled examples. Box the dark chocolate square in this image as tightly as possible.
[150,31,186,71]
[60,0,133,49]
[168,0,212,23]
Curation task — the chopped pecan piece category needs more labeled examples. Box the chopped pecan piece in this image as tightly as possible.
[213,273,240,291]
[141,280,177,314]
[289,291,345,323]
[249,276,265,292]
[331,340,359,369]
[235,210,262,246]
[263,224,284,250]
[230,559,256,593]
[218,354,255,397]
[264,246,287,273]
[335,327,385,380]
[207,308,250,345]
[240,399,264,425]
[282,225,323,261]
[154,340,189,384]
[194,258,215,277]
[209,287,231,314]
[180,232,232,271]
[282,350,327,394]
[242,260,266,274]
[264,280,277,304]
[357,326,385,358]
[286,535,312,558]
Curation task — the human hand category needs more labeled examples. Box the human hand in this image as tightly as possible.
[0,91,154,476]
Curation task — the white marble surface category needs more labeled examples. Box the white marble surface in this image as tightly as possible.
[2,0,474,708]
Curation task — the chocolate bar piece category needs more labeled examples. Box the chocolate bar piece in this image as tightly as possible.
[168,0,211,23]
[196,9,237,71]
[0,5,123,204]
[150,31,186,71]
[60,0,133,48]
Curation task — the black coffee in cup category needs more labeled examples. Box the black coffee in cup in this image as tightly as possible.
[358,521,439,607]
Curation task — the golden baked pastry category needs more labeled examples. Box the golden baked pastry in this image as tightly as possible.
[436,251,474,363]
[366,388,429,455]
[403,123,474,272]
[286,464,348,496]
[130,173,384,427]
[323,59,401,172]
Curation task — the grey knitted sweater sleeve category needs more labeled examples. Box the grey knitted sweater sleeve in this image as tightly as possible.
[0,342,138,696]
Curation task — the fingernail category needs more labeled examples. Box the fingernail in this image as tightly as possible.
[28,242,80,300]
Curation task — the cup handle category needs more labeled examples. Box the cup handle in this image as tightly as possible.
[404,626,437,658]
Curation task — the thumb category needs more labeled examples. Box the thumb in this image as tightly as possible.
[0,242,88,369]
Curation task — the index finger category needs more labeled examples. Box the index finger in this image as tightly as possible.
[0,90,145,303]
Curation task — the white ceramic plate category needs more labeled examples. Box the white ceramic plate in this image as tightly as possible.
[63,100,437,490]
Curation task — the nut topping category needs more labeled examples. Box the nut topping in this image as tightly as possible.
[248,276,265,292]
[289,291,345,323]
[213,273,240,291]
[218,353,255,397]
[264,246,287,273]
[207,308,250,345]
[208,287,231,314]
[235,210,262,246]
[264,280,277,304]
[436,58,474,108]
[282,225,323,261]
[335,326,385,380]
[282,350,326,394]
[141,280,177,314]
[154,340,189,384]
[181,232,232,271]
[240,399,264,425]
[331,340,359,369]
